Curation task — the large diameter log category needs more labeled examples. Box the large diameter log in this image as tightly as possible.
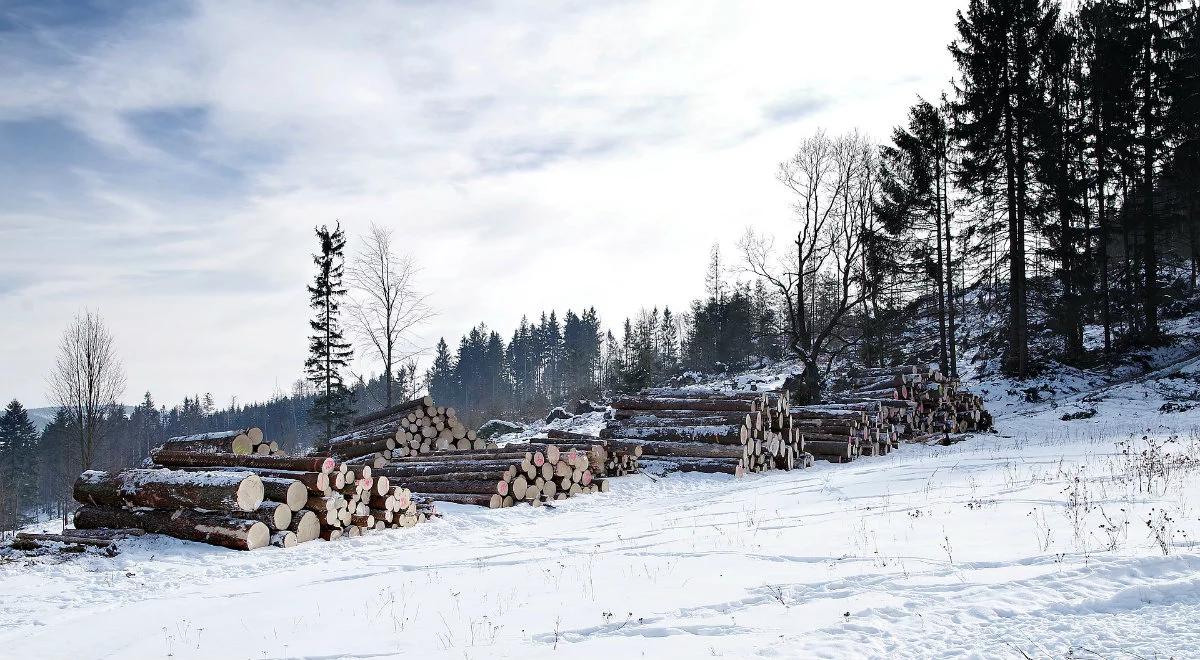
[634,440,747,460]
[602,425,747,445]
[151,450,335,475]
[229,501,292,530]
[73,505,270,551]
[612,397,755,412]
[351,396,434,428]
[169,466,330,496]
[290,510,320,543]
[74,469,264,512]
[257,477,307,511]
[413,492,504,508]
[639,388,771,401]
[271,531,298,548]
[393,480,508,496]
[386,450,534,463]
[802,439,853,457]
[641,457,746,476]
[375,460,522,478]
[610,412,754,427]
[157,429,261,456]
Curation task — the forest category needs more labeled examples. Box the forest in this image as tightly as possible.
[1,0,1197,534]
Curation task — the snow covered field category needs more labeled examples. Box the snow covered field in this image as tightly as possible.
[3,367,1200,659]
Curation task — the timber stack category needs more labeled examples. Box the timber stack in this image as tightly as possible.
[70,425,439,550]
[310,396,499,469]
[543,429,643,476]
[158,427,284,457]
[601,388,807,476]
[375,441,609,508]
[826,364,993,439]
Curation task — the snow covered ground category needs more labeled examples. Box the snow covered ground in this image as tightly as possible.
[4,359,1200,658]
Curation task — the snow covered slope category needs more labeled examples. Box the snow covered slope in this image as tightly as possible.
[3,365,1200,658]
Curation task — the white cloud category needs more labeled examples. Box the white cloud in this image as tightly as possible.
[0,0,965,407]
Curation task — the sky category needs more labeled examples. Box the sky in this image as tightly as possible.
[0,0,965,409]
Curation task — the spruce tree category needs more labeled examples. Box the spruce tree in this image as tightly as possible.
[950,0,1059,376]
[0,400,39,529]
[305,223,355,441]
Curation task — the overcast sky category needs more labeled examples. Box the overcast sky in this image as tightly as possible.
[0,0,964,408]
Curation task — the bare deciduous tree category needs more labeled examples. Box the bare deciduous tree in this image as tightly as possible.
[347,223,434,407]
[48,309,125,471]
[740,130,874,402]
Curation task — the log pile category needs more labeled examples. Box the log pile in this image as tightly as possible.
[601,389,806,476]
[72,468,280,550]
[158,427,282,457]
[787,364,993,462]
[543,430,643,476]
[151,447,437,541]
[827,364,993,438]
[311,396,498,469]
[70,423,443,549]
[375,442,609,508]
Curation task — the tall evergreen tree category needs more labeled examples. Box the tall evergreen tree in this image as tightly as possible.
[305,223,355,441]
[951,0,1059,376]
[0,400,38,531]
[426,338,458,407]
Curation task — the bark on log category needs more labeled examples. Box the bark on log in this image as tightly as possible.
[74,505,271,551]
[228,501,292,530]
[393,480,508,496]
[157,428,261,456]
[612,397,756,412]
[289,510,320,543]
[413,492,504,508]
[150,450,335,475]
[634,440,747,460]
[257,477,307,511]
[351,396,434,427]
[74,469,264,512]
[602,425,747,445]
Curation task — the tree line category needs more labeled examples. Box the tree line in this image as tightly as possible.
[425,245,785,424]
[3,0,1197,532]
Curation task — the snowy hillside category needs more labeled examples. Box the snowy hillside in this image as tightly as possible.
[4,352,1200,658]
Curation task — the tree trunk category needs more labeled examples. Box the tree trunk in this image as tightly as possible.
[74,505,271,551]
[73,469,264,512]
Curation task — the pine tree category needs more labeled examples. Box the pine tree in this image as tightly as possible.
[659,306,681,373]
[950,0,1059,376]
[426,338,457,406]
[0,400,38,531]
[305,223,355,441]
[1128,0,1179,341]
[1167,2,1200,286]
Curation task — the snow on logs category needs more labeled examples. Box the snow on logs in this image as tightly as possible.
[311,396,498,468]
[604,389,803,476]
[374,442,608,508]
[74,469,265,512]
[157,427,279,457]
[828,364,993,441]
[74,505,272,551]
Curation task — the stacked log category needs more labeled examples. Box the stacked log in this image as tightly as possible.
[72,468,279,550]
[543,430,642,476]
[826,364,993,439]
[602,389,805,476]
[157,427,281,457]
[311,396,498,468]
[375,442,607,508]
[150,447,435,539]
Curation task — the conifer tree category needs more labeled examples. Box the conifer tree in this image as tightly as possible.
[0,400,38,531]
[305,223,355,441]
